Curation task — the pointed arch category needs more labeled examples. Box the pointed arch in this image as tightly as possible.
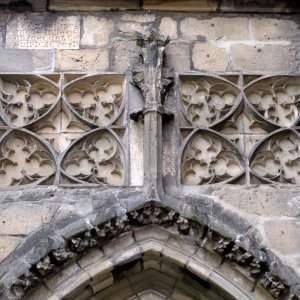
[0,203,296,299]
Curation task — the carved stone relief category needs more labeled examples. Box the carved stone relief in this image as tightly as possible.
[245,76,300,128]
[0,129,55,187]
[0,75,60,127]
[181,76,241,127]
[0,74,126,188]
[181,129,244,184]
[250,129,300,184]
[8,204,291,299]
[180,75,300,185]
[61,129,125,185]
[64,75,124,126]
[1,73,300,189]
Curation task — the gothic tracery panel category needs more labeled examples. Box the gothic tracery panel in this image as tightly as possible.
[61,129,125,186]
[180,76,241,127]
[1,73,300,188]
[0,129,56,188]
[245,76,300,128]
[0,74,127,189]
[181,130,245,185]
[250,129,300,184]
[179,74,300,185]
[64,75,124,127]
[0,75,60,127]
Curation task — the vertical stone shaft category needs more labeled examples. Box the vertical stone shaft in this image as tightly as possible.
[134,33,170,201]
[144,110,163,200]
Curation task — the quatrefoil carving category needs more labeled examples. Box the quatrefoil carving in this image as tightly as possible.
[0,130,56,188]
[245,76,300,128]
[180,76,241,127]
[250,130,300,184]
[181,130,245,185]
[61,129,125,186]
[0,75,60,127]
[64,75,124,127]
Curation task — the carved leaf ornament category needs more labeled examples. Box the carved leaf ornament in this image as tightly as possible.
[9,204,290,299]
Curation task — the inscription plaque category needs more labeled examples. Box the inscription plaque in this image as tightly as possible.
[6,16,80,49]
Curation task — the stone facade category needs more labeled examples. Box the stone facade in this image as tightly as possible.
[0,2,300,300]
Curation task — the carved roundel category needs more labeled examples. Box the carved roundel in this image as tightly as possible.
[0,75,60,127]
[63,75,124,127]
[181,129,245,185]
[245,76,300,128]
[0,129,56,188]
[250,129,300,184]
[60,129,125,186]
[180,76,241,127]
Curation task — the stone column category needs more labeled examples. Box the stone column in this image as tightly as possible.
[132,32,173,201]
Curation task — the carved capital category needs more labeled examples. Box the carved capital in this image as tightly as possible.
[132,31,174,112]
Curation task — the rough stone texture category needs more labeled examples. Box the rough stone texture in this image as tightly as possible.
[81,16,114,47]
[213,187,300,217]
[118,22,151,36]
[143,0,218,11]
[129,119,144,186]
[0,236,21,263]
[180,17,248,40]
[0,202,58,235]
[251,18,299,41]
[263,220,300,254]
[112,40,140,72]
[0,49,52,72]
[47,0,300,13]
[192,43,228,71]
[231,44,293,72]
[159,17,178,40]
[55,48,109,71]
[165,42,190,72]
[103,233,135,256]
[121,14,155,23]
[48,0,140,11]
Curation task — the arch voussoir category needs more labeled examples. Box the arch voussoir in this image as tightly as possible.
[0,202,296,300]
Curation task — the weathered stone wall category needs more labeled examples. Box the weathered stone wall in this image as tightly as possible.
[0,8,300,300]
[0,12,299,73]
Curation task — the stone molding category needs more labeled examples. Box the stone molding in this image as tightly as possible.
[5,203,297,299]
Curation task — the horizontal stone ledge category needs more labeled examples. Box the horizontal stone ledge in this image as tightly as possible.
[44,0,300,13]
[48,0,140,11]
